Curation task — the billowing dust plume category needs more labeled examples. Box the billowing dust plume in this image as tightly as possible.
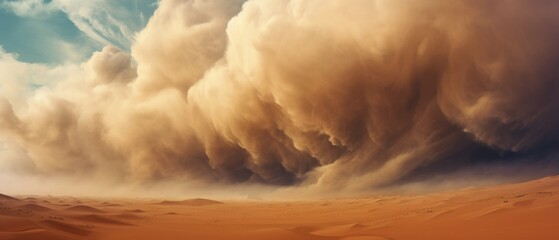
[2,0,559,194]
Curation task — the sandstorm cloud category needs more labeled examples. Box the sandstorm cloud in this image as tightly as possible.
[1,0,559,193]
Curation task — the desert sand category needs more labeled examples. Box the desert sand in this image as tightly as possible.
[2,176,559,240]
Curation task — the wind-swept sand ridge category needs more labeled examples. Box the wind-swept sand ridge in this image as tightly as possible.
[64,205,105,213]
[0,193,19,202]
[1,176,559,240]
[17,203,53,213]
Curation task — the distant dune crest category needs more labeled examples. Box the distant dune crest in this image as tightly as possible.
[158,198,225,206]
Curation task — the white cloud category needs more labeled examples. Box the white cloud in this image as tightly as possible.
[51,0,151,50]
[0,46,82,110]
[52,0,131,49]
[1,0,57,17]
[2,0,150,51]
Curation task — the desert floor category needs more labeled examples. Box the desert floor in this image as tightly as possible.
[2,176,559,240]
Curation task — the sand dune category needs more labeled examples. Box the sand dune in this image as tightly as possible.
[158,198,225,206]
[0,216,38,232]
[70,214,133,226]
[38,220,91,236]
[243,228,336,240]
[101,203,123,207]
[1,176,559,239]
[17,203,53,212]
[0,229,82,240]
[343,237,389,240]
[64,205,105,213]
[0,193,19,201]
[125,209,145,213]
[112,213,144,220]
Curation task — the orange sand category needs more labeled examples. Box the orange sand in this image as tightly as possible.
[2,176,559,240]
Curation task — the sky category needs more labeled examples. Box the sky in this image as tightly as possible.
[0,0,157,64]
[1,0,559,199]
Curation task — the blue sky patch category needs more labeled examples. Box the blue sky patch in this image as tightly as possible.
[0,0,157,64]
